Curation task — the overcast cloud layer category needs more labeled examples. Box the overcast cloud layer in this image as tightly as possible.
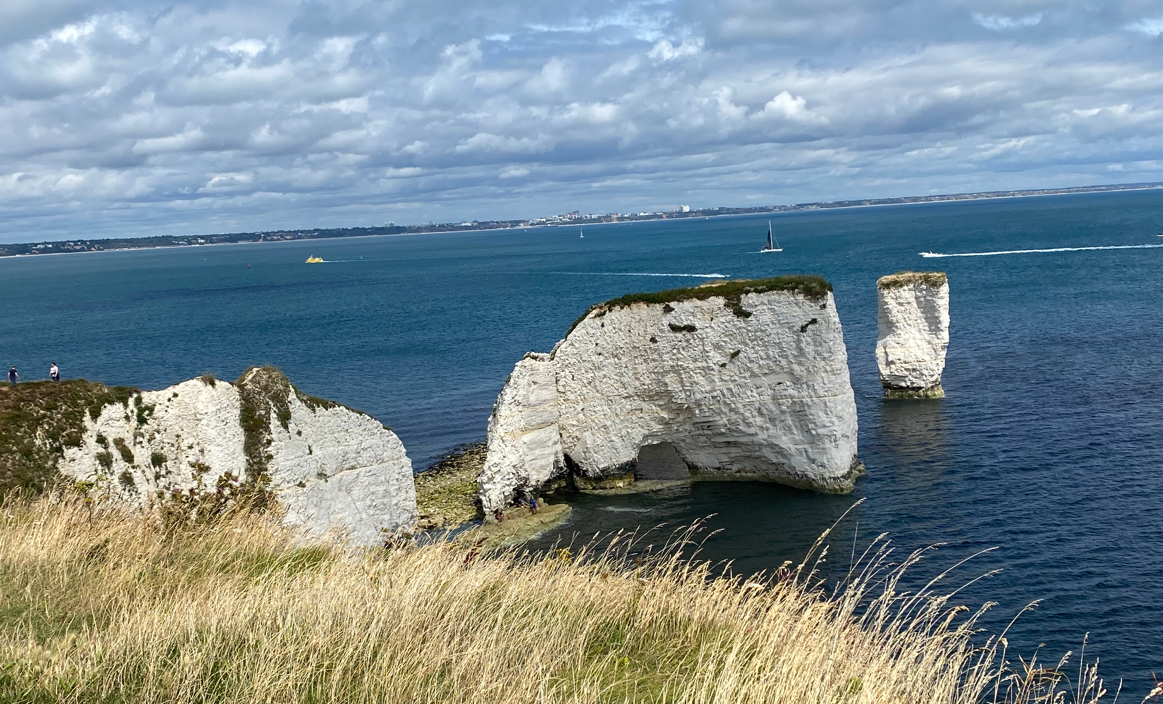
[1,0,1162,240]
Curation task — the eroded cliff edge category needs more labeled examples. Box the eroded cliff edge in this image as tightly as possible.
[876,272,950,399]
[0,367,415,544]
[479,276,861,512]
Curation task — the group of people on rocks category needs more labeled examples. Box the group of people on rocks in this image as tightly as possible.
[6,362,60,386]
[491,490,539,522]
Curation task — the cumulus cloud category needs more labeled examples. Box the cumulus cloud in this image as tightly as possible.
[758,91,824,123]
[0,0,1161,240]
[648,37,702,62]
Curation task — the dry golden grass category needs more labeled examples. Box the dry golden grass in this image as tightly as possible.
[0,495,1112,704]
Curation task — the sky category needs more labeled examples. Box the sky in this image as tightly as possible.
[1,0,1162,241]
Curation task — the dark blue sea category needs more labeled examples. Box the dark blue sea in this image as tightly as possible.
[3,189,1162,691]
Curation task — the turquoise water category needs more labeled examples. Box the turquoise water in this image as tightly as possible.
[3,189,1162,689]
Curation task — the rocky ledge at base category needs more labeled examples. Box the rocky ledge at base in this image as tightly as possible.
[414,443,573,548]
[478,276,862,513]
[876,272,950,399]
[414,443,486,530]
[0,367,416,545]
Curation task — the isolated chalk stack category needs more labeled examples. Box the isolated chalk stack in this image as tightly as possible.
[479,276,862,513]
[875,272,950,399]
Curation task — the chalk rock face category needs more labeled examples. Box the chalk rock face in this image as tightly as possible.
[480,278,861,511]
[876,272,950,398]
[478,353,565,514]
[59,367,416,544]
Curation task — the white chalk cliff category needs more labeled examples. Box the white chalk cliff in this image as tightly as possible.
[479,277,861,512]
[479,353,566,512]
[876,272,950,398]
[59,367,416,544]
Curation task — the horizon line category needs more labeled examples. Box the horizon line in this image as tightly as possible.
[1,180,1161,254]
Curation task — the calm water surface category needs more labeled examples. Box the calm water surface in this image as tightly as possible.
[2,190,1162,690]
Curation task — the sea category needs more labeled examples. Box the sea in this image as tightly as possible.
[2,189,1161,691]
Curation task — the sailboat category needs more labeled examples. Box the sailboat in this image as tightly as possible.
[579,229,584,238]
[760,221,782,253]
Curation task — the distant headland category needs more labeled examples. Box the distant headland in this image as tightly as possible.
[1,181,1159,258]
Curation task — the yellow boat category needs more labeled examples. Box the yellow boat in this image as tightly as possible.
[305,256,324,263]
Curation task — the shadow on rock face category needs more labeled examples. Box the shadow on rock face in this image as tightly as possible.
[635,442,693,480]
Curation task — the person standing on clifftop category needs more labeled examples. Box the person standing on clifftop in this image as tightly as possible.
[49,363,59,382]
[8,367,17,385]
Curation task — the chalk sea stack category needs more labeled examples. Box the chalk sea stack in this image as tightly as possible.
[876,272,950,399]
[478,276,862,512]
[2,367,416,544]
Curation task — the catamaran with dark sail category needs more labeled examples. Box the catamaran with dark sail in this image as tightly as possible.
[761,221,782,253]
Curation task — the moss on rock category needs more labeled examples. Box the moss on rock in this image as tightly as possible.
[883,385,946,400]
[235,366,299,510]
[414,444,485,530]
[459,500,571,551]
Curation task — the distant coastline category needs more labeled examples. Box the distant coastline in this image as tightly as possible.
[2,181,1160,258]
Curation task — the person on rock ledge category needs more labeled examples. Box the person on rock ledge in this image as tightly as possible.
[7,366,17,386]
[49,363,60,383]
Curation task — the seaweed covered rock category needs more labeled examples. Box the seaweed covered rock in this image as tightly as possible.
[12,367,416,544]
[415,443,487,530]
[876,272,950,399]
[479,277,861,512]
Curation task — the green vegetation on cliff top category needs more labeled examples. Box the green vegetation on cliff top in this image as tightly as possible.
[0,380,137,496]
[569,275,832,335]
[602,275,831,308]
[0,367,366,503]
[877,271,948,289]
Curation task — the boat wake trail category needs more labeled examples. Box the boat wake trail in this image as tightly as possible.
[921,244,1163,258]
[551,272,728,278]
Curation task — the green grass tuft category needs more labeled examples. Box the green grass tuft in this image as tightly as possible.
[112,437,134,465]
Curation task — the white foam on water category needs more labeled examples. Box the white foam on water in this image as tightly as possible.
[600,506,655,513]
[313,258,392,263]
[551,272,728,278]
[920,243,1163,258]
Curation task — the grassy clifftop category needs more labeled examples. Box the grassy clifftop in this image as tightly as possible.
[877,271,948,289]
[569,275,833,335]
[599,275,833,308]
[0,380,137,495]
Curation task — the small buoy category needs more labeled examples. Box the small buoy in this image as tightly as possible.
[247,264,252,269]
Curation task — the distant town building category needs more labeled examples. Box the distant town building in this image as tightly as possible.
[680,205,690,213]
